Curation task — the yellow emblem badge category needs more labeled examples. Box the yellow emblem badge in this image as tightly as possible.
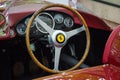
[56,34,65,43]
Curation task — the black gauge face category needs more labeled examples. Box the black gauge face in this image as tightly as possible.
[16,23,26,35]
[54,14,64,24]
[36,12,54,33]
[25,17,36,27]
[64,17,74,28]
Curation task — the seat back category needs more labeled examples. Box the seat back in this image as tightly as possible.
[103,25,120,67]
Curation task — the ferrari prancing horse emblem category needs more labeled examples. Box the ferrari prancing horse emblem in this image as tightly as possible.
[56,34,65,43]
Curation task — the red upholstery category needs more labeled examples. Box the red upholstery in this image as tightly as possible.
[103,25,120,67]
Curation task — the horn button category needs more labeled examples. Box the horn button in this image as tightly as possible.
[52,30,67,47]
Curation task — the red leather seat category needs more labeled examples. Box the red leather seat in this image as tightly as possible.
[102,25,120,80]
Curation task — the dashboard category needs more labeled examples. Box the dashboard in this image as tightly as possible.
[15,10,75,36]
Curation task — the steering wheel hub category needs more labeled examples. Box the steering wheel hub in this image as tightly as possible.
[52,30,67,47]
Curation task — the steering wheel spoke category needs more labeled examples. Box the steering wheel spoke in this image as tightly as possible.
[53,47,62,71]
[35,16,54,35]
[66,25,85,39]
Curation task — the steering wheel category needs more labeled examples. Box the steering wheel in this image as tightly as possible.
[26,4,90,73]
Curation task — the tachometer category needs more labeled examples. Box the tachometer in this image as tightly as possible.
[54,14,64,24]
[64,17,74,28]
[16,23,26,35]
[36,12,55,33]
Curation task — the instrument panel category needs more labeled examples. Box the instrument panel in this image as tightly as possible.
[15,11,74,36]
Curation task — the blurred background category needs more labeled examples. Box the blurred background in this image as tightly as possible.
[78,0,120,29]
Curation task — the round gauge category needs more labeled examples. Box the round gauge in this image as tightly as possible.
[64,17,74,28]
[36,12,55,34]
[25,17,30,25]
[25,17,36,27]
[16,23,26,35]
[54,14,64,24]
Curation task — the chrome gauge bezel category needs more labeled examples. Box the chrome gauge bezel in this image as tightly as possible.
[54,14,64,24]
[25,17,36,28]
[16,23,26,35]
[25,17,30,26]
[36,12,55,34]
[64,17,74,28]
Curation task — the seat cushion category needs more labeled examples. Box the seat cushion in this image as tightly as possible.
[103,25,120,67]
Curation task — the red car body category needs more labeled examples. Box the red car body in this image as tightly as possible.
[0,0,120,80]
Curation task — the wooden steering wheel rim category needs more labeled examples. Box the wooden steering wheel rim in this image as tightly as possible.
[26,4,90,73]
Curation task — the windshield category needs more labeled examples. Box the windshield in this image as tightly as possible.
[0,0,77,13]
[0,0,51,13]
[0,0,49,7]
[0,0,78,9]
[0,0,46,4]
[13,0,49,6]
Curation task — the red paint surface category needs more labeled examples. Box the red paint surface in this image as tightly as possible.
[104,64,120,80]
[34,64,120,80]
[35,65,106,80]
